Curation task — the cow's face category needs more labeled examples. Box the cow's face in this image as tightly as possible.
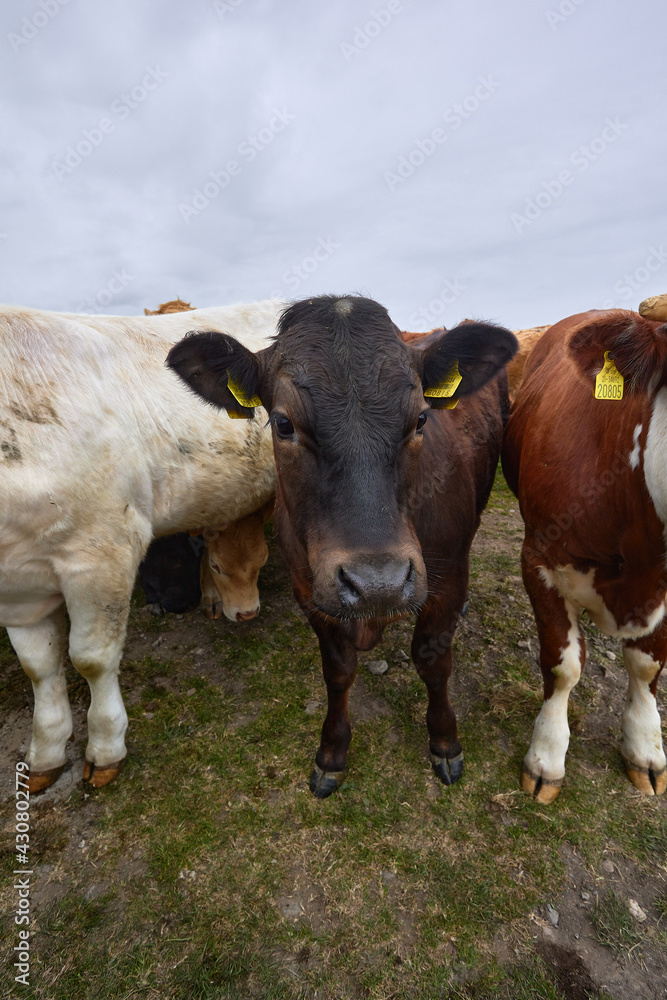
[201,504,272,622]
[168,296,516,620]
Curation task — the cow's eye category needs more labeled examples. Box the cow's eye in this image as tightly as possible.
[416,412,428,433]
[274,414,295,439]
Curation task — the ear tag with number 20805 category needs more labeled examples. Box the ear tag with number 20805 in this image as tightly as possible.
[594,351,623,401]
[423,360,463,409]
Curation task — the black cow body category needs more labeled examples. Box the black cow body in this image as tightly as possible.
[168,296,517,795]
[137,533,204,615]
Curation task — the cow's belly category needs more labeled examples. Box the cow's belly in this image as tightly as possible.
[539,564,666,638]
[0,549,63,627]
[0,590,64,627]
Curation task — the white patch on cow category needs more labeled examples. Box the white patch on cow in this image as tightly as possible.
[524,601,582,783]
[621,646,666,774]
[629,423,643,470]
[644,387,667,531]
[335,298,353,316]
[539,564,665,638]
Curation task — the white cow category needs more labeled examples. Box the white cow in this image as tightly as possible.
[0,300,283,791]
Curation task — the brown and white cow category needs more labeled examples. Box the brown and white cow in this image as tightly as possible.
[0,299,282,791]
[168,295,517,796]
[502,309,667,803]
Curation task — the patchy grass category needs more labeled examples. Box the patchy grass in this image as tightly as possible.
[590,890,645,958]
[1,467,665,999]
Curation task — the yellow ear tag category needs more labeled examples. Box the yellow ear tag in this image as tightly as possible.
[594,351,624,401]
[424,360,463,409]
[227,371,261,409]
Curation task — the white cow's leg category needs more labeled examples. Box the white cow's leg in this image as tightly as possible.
[621,635,666,795]
[63,564,136,788]
[7,605,71,792]
[521,553,585,803]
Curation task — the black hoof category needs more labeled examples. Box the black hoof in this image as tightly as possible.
[309,764,347,798]
[430,750,464,786]
[461,599,469,617]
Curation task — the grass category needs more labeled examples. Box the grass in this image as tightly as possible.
[590,890,645,958]
[1,467,665,999]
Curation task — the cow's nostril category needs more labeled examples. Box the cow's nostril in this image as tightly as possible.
[336,566,361,604]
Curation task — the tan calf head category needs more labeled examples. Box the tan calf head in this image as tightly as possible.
[199,503,273,621]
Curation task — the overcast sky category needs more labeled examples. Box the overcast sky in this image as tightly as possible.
[1,0,665,330]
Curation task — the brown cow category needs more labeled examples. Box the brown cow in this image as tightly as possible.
[168,295,517,796]
[502,309,667,803]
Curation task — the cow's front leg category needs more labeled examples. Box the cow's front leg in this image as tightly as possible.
[8,605,71,792]
[62,561,136,788]
[412,592,465,787]
[521,553,585,803]
[621,630,666,795]
[309,622,358,798]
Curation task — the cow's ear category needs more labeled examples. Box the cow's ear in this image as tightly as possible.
[568,311,667,392]
[416,322,518,408]
[167,331,266,418]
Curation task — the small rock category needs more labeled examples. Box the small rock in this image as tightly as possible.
[176,614,183,619]
[605,650,616,661]
[194,647,204,656]
[628,898,647,922]
[84,884,104,901]
[545,903,559,927]
[581,890,591,901]
[381,870,397,885]
[367,659,389,675]
[279,897,302,920]
[186,688,196,697]
[304,700,321,715]
[602,859,615,874]
[395,649,409,662]
[78,839,86,849]
[151,637,162,647]
[518,640,531,651]
[143,712,154,720]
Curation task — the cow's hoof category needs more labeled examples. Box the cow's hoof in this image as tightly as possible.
[430,750,464,786]
[521,767,562,804]
[83,759,124,788]
[624,761,667,796]
[28,765,65,793]
[309,764,346,798]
